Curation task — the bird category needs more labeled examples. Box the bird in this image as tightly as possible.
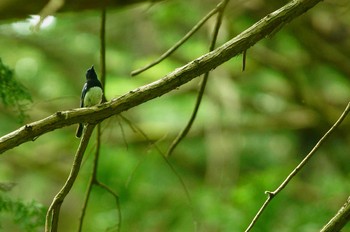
[76,66,103,138]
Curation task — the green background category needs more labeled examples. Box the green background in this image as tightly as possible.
[0,0,350,231]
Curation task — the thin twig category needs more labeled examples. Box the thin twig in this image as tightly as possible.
[166,0,230,157]
[119,114,197,230]
[45,124,96,232]
[242,50,247,71]
[245,102,350,232]
[77,176,93,232]
[77,124,102,232]
[118,118,129,150]
[100,7,107,102]
[95,180,122,231]
[130,1,225,76]
[78,8,121,231]
[78,8,107,230]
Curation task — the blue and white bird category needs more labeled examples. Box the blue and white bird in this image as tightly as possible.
[76,66,103,138]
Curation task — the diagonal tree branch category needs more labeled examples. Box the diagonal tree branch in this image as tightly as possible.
[0,0,323,154]
[45,124,96,232]
[166,0,230,157]
[131,0,225,76]
[244,102,350,232]
[320,196,350,232]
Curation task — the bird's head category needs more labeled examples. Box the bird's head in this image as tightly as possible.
[86,65,98,80]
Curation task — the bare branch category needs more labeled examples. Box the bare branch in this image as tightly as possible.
[119,114,197,230]
[242,50,247,71]
[78,10,121,231]
[166,0,230,157]
[0,0,323,154]
[45,124,96,232]
[320,196,350,232]
[130,0,224,76]
[244,102,350,232]
[95,180,122,231]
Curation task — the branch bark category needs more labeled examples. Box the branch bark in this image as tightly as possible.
[0,0,323,154]
[321,196,350,232]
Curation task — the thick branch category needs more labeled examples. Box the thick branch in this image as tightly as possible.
[321,196,350,232]
[0,0,323,154]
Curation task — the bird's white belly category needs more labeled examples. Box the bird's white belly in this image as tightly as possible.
[84,87,103,107]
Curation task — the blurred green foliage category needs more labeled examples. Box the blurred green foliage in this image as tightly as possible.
[0,192,46,232]
[0,59,32,123]
[0,0,350,231]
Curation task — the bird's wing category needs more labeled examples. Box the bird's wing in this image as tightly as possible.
[80,83,88,107]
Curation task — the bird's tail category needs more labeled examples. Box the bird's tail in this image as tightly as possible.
[76,123,83,138]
